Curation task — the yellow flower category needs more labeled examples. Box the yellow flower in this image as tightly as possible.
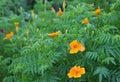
[47,31,60,38]
[4,32,14,40]
[57,8,63,16]
[82,18,89,24]
[70,40,85,54]
[67,66,85,78]
[94,8,101,15]
[51,7,55,12]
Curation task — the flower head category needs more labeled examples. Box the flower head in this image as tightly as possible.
[57,8,63,16]
[70,40,85,54]
[14,22,19,32]
[67,66,85,78]
[82,18,89,24]
[94,8,101,15]
[4,32,14,40]
[47,31,60,38]
[51,7,55,12]
[14,22,19,27]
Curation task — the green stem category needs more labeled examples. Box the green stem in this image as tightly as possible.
[44,0,46,12]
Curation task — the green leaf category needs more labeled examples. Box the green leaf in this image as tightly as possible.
[102,57,116,65]
[85,51,99,61]
[94,66,109,78]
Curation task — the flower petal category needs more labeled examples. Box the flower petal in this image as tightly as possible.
[67,73,73,78]
[80,68,85,74]
[70,49,79,54]
[78,43,85,52]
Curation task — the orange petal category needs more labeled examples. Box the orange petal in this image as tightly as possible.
[82,18,89,24]
[80,68,85,74]
[78,43,85,52]
[67,73,73,78]
[94,8,101,15]
[70,49,79,54]
[73,74,81,78]
[14,22,19,27]
[47,31,60,37]
[57,8,63,16]
[70,40,78,48]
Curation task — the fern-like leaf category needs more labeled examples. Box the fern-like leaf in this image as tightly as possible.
[85,51,99,61]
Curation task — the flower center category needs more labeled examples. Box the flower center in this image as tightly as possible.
[73,45,78,48]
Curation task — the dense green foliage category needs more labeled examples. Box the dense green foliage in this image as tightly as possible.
[0,0,120,82]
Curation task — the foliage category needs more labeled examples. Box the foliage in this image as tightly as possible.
[0,0,120,82]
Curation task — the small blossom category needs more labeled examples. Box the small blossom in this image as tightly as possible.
[94,8,101,15]
[47,31,60,38]
[14,22,19,27]
[70,40,85,54]
[51,7,55,12]
[67,66,85,78]
[4,32,14,40]
[14,22,19,33]
[57,8,63,16]
[82,18,89,24]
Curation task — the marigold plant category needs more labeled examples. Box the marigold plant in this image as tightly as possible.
[0,0,120,82]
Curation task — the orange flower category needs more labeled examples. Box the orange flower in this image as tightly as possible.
[47,31,60,38]
[14,22,19,27]
[67,66,85,78]
[82,18,89,24]
[4,32,14,40]
[57,8,63,16]
[94,8,101,15]
[70,40,85,54]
